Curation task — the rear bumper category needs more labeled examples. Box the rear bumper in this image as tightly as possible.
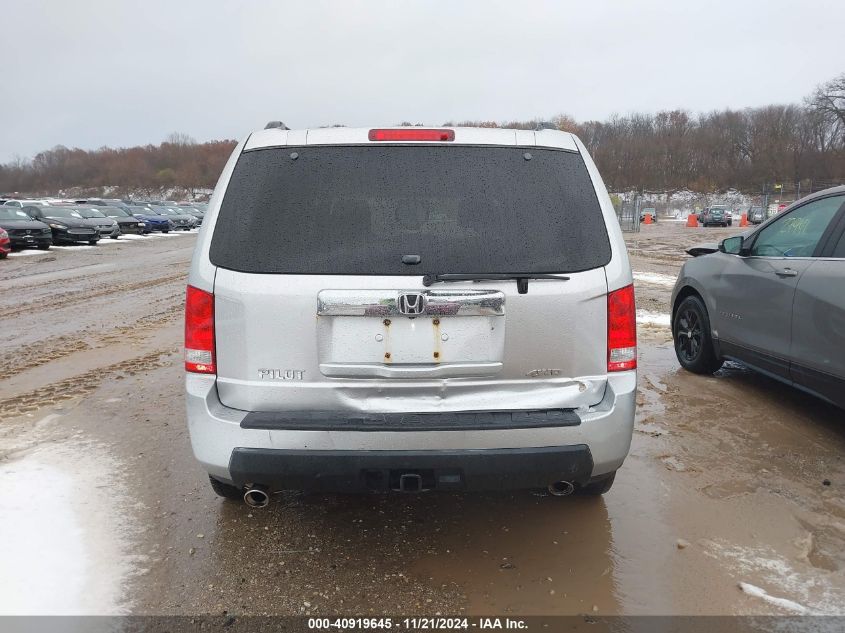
[229,445,593,492]
[241,408,580,432]
[186,370,635,491]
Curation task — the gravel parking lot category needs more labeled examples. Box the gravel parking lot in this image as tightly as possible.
[0,223,843,616]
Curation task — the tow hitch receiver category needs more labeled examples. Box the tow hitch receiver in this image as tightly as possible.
[397,472,424,493]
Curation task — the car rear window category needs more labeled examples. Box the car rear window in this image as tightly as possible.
[210,145,612,275]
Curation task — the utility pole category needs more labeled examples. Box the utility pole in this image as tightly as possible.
[762,182,769,218]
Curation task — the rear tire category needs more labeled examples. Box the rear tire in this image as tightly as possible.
[209,475,243,501]
[88,240,98,246]
[673,295,723,374]
[37,244,50,250]
[578,472,616,496]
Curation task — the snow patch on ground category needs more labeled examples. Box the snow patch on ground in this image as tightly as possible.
[0,439,141,615]
[704,540,845,615]
[7,249,49,257]
[738,582,808,614]
[661,455,687,471]
[144,232,186,238]
[633,271,677,287]
[636,310,671,327]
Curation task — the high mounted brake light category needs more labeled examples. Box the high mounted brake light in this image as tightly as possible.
[368,128,455,142]
[607,284,637,372]
[185,285,215,374]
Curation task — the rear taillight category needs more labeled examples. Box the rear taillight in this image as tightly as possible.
[368,128,455,142]
[607,284,637,372]
[185,285,215,374]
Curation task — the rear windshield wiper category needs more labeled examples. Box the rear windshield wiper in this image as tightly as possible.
[422,273,570,294]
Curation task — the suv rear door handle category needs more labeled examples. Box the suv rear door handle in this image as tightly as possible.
[775,268,799,277]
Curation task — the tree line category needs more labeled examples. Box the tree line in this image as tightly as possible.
[0,133,237,199]
[448,74,845,195]
[2,74,844,197]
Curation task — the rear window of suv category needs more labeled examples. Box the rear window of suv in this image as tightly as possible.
[210,145,612,275]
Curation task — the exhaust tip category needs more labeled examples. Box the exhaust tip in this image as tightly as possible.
[547,481,576,497]
[243,486,270,508]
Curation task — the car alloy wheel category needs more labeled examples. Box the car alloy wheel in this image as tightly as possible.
[672,295,723,374]
[675,307,702,363]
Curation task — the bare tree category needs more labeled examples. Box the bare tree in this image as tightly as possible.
[806,73,845,144]
[165,132,197,146]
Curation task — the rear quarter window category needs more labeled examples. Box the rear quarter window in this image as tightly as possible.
[210,145,612,275]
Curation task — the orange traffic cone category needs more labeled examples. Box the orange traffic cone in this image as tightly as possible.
[686,214,698,227]
[643,213,653,224]
[739,213,749,227]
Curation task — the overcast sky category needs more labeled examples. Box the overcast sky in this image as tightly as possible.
[2,0,842,162]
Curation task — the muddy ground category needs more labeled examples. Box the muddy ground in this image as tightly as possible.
[0,223,843,617]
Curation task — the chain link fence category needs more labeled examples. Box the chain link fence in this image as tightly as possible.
[614,195,641,232]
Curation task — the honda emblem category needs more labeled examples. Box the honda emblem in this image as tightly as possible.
[397,292,427,316]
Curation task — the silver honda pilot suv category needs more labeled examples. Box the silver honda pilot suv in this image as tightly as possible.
[185,125,636,506]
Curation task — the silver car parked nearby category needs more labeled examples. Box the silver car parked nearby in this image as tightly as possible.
[185,124,637,506]
[671,186,845,408]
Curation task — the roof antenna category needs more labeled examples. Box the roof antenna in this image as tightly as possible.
[265,121,290,130]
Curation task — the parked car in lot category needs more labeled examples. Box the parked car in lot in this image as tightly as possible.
[99,206,147,234]
[74,198,117,207]
[0,227,10,258]
[3,199,49,208]
[700,205,731,227]
[180,201,208,210]
[127,206,173,233]
[76,207,121,239]
[0,206,52,250]
[186,125,636,505]
[748,206,766,224]
[151,206,197,230]
[177,205,205,225]
[671,186,845,408]
[640,207,657,222]
[23,205,100,245]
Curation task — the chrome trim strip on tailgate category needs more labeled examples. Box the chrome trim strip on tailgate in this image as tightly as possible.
[317,289,505,317]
